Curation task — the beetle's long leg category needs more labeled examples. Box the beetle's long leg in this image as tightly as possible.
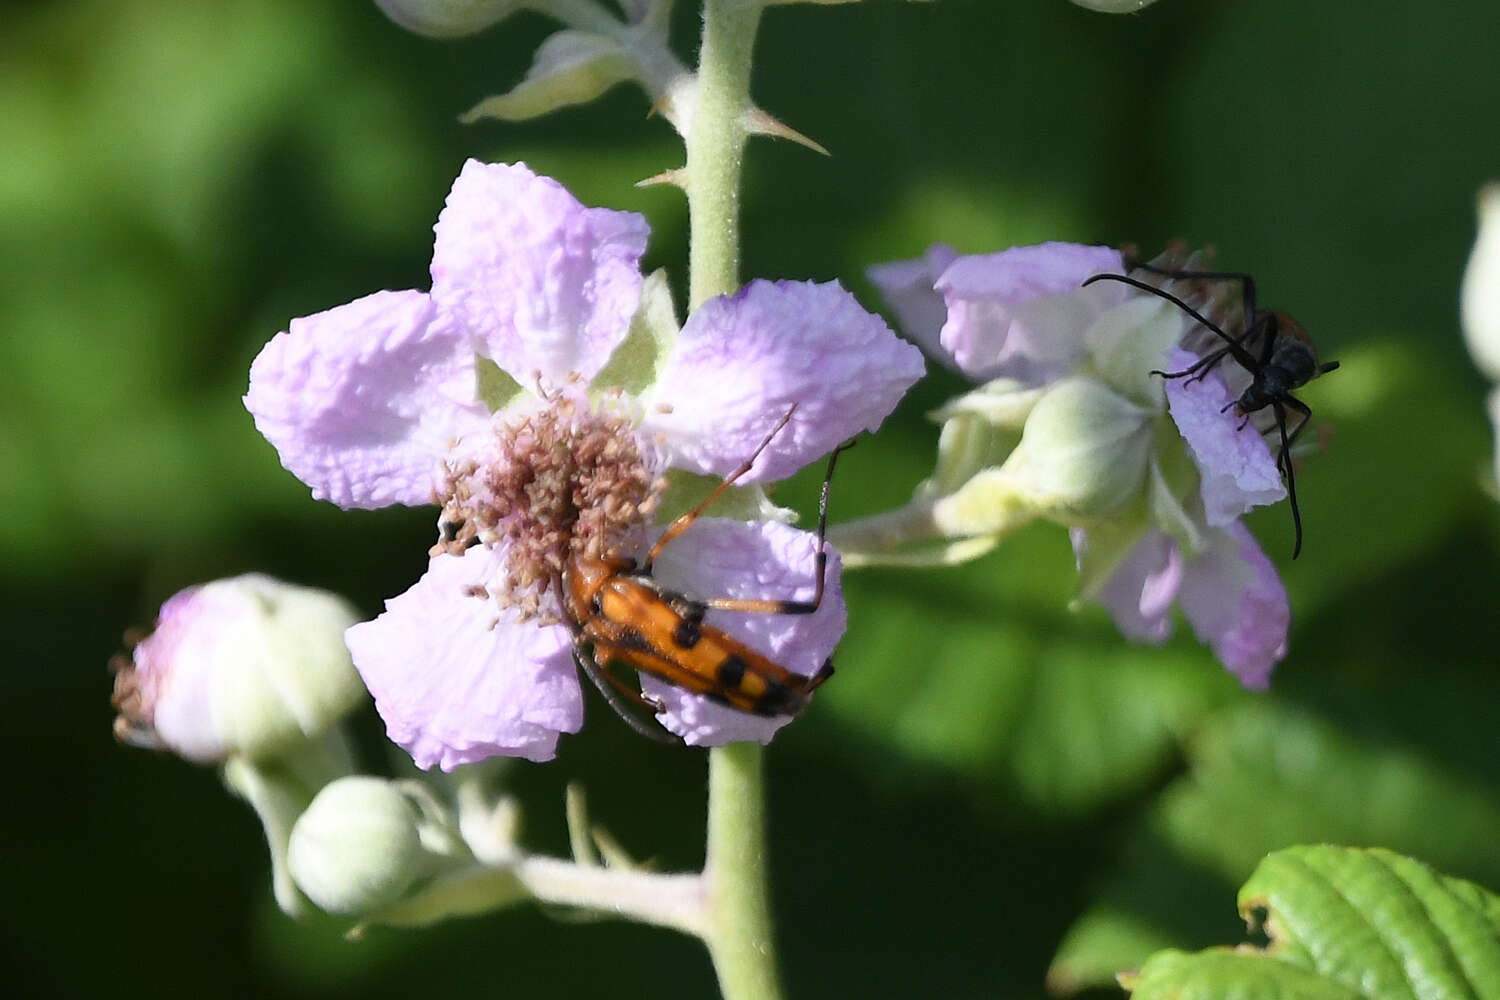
[689,439,854,617]
[805,659,834,692]
[1272,402,1304,559]
[1152,345,1232,381]
[1083,273,1262,373]
[573,645,679,743]
[1281,395,1313,462]
[643,405,798,572]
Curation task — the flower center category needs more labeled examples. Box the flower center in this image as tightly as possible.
[434,391,664,619]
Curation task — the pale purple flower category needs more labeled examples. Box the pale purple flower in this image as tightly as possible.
[1160,347,1287,525]
[246,160,923,767]
[1071,522,1287,689]
[869,241,1127,384]
[870,241,1290,685]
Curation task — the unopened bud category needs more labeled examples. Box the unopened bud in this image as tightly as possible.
[1003,376,1153,519]
[1463,184,1500,382]
[374,0,522,39]
[1068,0,1160,13]
[111,574,365,764]
[931,377,1152,536]
[289,777,438,915]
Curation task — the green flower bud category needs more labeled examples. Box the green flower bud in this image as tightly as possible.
[288,777,438,915]
[374,0,522,39]
[1006,376,1153,518]
[1083,295,1185,404]
[932,376,1152,535]
[1068,0,1160,13]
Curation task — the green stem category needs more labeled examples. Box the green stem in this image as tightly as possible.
[704,741,784,1000]
[685,0,765,308]
[683,4,782,998]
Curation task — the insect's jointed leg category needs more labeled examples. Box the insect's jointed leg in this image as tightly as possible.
[644,405,799,572]
[573,645,679,743]
[694,439,854,617]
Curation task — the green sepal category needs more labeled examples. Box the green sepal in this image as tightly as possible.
[460,31,635,124]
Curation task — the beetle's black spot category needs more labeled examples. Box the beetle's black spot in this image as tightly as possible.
[672,618,702,649]
[615,626,653,654]
[717,655,748,690]
[672,598,707,624]
[751,682,799,717]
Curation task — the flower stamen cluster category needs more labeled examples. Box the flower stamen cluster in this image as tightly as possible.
[434,388,664,620]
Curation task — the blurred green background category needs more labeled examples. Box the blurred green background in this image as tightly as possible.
[8,0,1500,996]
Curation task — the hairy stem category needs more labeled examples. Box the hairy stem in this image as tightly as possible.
[685,0,764,308]
[704,740,784,1000]
[683,4,782,998]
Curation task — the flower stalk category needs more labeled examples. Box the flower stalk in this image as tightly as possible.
[684,4,786,999]
[703,741,784,1000]
[686,0,764,308]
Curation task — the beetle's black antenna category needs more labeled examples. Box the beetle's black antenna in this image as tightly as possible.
[1121,261,1260,333]
[1082,272,1260,372]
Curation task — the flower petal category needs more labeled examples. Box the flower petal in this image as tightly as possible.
[345,547,583,768]
[637,518,846,746]
[1162,347,1286,525]
[866,243,961,369]
[1176,522,1289,688]
[641,280,924,482]
[936,242,1125,382]
[431,160,648,386]
[245,290,487,509]
[1072,527,1182,644]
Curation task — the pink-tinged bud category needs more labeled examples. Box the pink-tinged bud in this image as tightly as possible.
[111,575,365,765]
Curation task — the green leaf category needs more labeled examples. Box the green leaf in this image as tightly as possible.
[1049,702,1500,993]
[1121,846,1500,999]
[1156,702,1500,888]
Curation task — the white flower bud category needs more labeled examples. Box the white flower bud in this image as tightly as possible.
[288,777,431,915]
[1462,184,1500,381]
[111,574,365,764]
[1068,0,1160,13]
[374,0,522,39]
[1002,376,1153,518]
[931,377,1152,536]
[1083,295,1185,405]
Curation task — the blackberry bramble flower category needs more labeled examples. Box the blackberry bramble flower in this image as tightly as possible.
[246,160,922,767]
[851,242,1291,686]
